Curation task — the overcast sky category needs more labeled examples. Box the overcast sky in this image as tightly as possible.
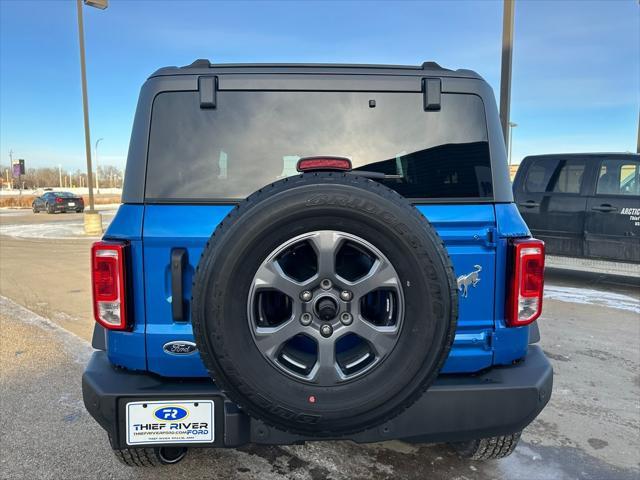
[0,0,638,171]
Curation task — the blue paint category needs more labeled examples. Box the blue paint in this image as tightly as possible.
[142,205,233,377]
[154,406,188,421]
[492,203,531,365]
[103,204,144,240]
[104,201,532,377]
[417,205,496,372]
[103,205,147,371]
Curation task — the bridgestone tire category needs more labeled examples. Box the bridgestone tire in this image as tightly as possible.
[452,432,522,460]
[112,447,188,467]
[191,173,458,436]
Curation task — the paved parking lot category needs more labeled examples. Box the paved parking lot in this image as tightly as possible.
[0,208,638,480]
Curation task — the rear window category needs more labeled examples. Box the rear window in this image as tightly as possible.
[551,160,586,194]
[525,160,557,193]
[524,158,586,194]
[145,90,492,201]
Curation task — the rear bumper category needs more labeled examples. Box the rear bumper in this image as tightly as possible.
[82,346,552,449]
[52,205,82,212]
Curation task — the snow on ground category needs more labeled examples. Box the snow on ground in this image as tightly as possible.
[0,208,117,239]
[0,221,100,239]
[545,284,640,314]
[0,210,31,216]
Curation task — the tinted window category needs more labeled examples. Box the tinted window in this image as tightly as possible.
[551,160,585,194]
[146,91,492,201]
[524,160,556,192]
[54,192,75,198]
[596,159,640,196]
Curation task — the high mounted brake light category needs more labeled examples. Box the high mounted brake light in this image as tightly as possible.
[91,241,129,330]
[296,156,352,172]
[507,238,545,327]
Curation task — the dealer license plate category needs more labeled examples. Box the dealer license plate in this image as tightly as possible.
[126,400,214,445]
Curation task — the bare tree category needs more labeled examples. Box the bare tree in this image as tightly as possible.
[0,165,123,190]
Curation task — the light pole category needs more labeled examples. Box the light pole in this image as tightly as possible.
[76,0,108,235]
[508,122,518,165]
[499,0,515,146]
[95,137,103,194]
[636,111,640,153]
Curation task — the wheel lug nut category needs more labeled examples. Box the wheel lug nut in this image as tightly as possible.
[320,324,333,337]
[300,290,312,302]
[340,290,353,301]
[340,312,353,325]
[300,313,312,326]
[320,279,332,290]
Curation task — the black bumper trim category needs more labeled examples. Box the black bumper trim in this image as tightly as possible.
[82,346,552,449]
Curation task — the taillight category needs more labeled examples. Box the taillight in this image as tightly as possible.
[91,241,128,330]
[507,238,545,327]
[297,156,352,172]
[55,197,63,203]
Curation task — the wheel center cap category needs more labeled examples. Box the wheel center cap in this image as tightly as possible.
[316,296,338,321]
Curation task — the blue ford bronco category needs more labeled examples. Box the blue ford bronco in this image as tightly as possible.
[83,60,552,467]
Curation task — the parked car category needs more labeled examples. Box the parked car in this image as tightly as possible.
[32,191,84,214]
[513,153,639,263]
[82,60,552,467]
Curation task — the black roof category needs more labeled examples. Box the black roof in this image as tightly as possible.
[523,153,639,161]
[150,59,482,80]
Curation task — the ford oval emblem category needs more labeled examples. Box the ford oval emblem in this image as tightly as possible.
[163,341,198,355]
[153,406,189,421]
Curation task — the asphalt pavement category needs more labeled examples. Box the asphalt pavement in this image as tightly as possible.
[0,207,638,480]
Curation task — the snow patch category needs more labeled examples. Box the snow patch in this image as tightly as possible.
[0,296,93,364]
[545,285,640,314]
[0,222,98,239]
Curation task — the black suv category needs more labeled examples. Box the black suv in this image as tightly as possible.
[513,153,639,263]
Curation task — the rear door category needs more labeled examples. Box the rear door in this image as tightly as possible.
[585,157,640,262]
[515,157,558,232]
[41,192,53,208]
[516,156,588,256]
[141,83,498,376]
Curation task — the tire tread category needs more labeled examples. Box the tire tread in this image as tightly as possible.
[453,432,522,460]
[113,447,161,467]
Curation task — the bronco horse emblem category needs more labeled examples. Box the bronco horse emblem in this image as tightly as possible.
[457,265,482,298]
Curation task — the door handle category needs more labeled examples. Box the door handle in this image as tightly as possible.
[171,248,188,321]
[591,204,617,213]
[518,201,540,208]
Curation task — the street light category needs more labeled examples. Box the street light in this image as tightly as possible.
[76,0,108,235]
[95,137,103,194]
[508,121,518,165]
[85,0,108,8]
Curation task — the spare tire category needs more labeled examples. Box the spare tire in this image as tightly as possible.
[191,173,457,436]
